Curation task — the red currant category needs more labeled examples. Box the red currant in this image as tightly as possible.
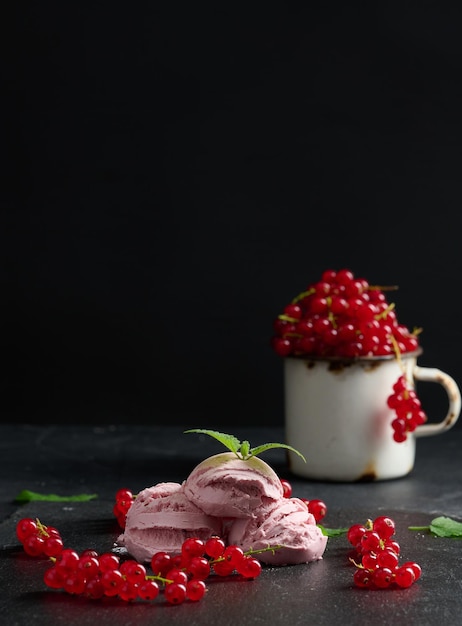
[347,523,367,548]
[280,478,292,498]
[181,537,205,560]
[16,518,38,542]
[237,556,262,579]
[307,499,327,523]
[205,536,225,559]
[394,565,416,588]
[372,566,394,589]
[372,515,395,540]
[138,580,160,601]
[164,582,187,605]
[186,579,207,602]
[186,556,211,580]
[151,551,172,576]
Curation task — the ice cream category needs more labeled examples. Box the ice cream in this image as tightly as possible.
[119,452,328,567]
[119,482,222,563]
[183,452,284,518]
[228,496,328,566]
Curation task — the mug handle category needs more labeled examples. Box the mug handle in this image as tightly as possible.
[413,366,461,437]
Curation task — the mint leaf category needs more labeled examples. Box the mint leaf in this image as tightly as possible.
[249,443,306,463]
[317,525,349,537]
[409,516,462,538]
[185,429,307,461]
[240,440,250,458]
[14,490,98,503]
[430,516,462,537]
[184,429,241,456]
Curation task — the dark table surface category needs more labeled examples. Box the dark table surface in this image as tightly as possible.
[1,424,462,626]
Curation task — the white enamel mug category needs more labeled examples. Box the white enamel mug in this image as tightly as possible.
[284,351,461,481]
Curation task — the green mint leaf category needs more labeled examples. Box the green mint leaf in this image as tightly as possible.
[240,440,250,459]
[317,525,349,537]
[14,490,98,503]
[249,443,307,463]
[185,429,306,462]
[430,516,462,537]
[409,516,462,538]
[184,429,241,456]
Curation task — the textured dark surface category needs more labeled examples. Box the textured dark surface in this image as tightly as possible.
[1,424,462,625]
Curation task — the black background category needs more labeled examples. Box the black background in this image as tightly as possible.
[2,4,462,428]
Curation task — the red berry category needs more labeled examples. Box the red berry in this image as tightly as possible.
[23,533,45,557]
[44,566,64,590]
[181,537,205,559]
[212,559,236,577]
[84,577,105,600]
[353,568,373,588]
[376,548,399,570]
[138,579,160,601]
[120,559,147,583]
[237,556,262,579]
[16,518,38,543]
[63,571,87,595]
[165,568,188,586]
[222,545,245,568]
[205,536,225,559]
[394,565,416,588]
[372,567,394,589]
[151,551,172,576]
[98,552,120,572]
[101,569,124,596]
[401,561,422,582]
[44,535,64,558]
[280,478,292,498]
[186,579,207,602]
[118,580,139,602]
[372,515,396,540]
[361,530,382,553]
[271,336,292,356]
[361,551,378,570]
[283,303,302,320]
[347,523,367,548]
[384,539,401,555]
[77,555,99,578]
[164,582,187,605]
[187,556,211,580]
[307,499,327,523]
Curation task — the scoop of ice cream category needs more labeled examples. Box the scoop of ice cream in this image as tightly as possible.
[118,482,222,562]
[183,452,284,518]
[228,496,328,565]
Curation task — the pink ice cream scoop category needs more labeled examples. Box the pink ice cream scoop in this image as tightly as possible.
[118,482,222,563]
[183,452,284,518]
[227,496,328,565]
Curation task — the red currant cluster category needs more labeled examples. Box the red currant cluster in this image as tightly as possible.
[387,375,428,442]
[113,488,135,529]
[280,478,327,523]
[150,535,265,603]
[16,517,276,605]
[271,268,420,359]
[347,516,421,589]
[16,517,64,557]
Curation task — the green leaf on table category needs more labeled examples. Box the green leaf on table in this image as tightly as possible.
[409,516,462,538]
[14,490,98,503]
[317,524,349,537]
